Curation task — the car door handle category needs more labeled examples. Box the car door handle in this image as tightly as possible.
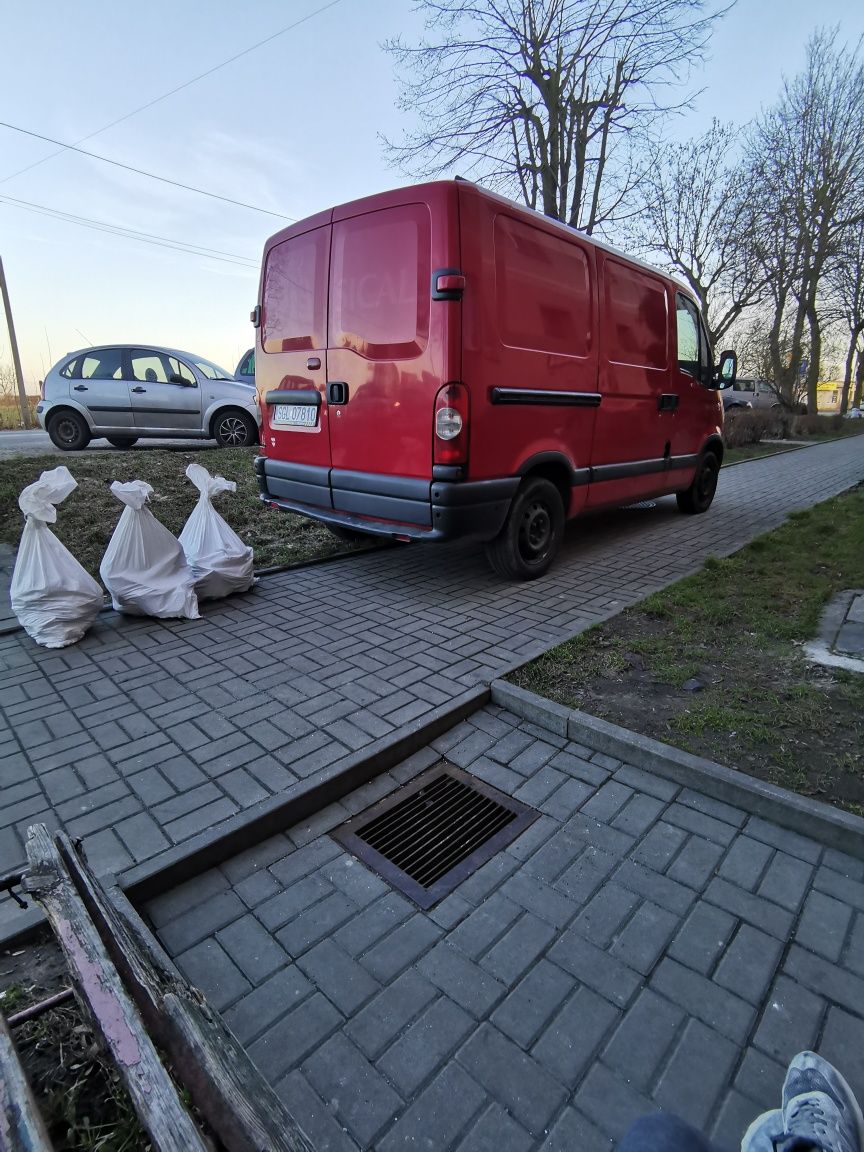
[327,381,349,405]
[131,386,146,394]
[73,384,88,391]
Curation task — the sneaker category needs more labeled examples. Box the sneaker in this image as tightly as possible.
[742,1108,784,1151]
[782,1052,864,1152]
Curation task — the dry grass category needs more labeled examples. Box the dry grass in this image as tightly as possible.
[0,393,39,430]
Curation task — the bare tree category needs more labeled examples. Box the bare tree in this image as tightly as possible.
[383,0,729,234]
[630,120,765,347]
[825,219,864,413]
[746,29,864,412]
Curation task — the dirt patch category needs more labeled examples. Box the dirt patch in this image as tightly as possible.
[512,486,864,814]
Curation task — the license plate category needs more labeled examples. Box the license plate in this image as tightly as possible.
[273,403,317,428]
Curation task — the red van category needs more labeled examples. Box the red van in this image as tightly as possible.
[253,180,735,579]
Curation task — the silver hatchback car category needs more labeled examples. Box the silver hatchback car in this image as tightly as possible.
[36,345,260,451]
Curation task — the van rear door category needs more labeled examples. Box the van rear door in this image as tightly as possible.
[325,189,458,507]
[257,218,332,509]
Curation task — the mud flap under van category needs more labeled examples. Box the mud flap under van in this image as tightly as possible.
[256,457,517,542]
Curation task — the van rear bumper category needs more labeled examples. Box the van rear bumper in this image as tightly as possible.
[255,458,517,541]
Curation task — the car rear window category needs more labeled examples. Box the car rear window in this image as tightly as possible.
[494,215,591,358]
[262,226,329,353]
[330,204,430,359]
[605,259,668,370]
[80,349,124,380]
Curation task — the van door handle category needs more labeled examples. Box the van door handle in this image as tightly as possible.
[327,381,349,405]
[131,386,146,394]
[73,384,88,391]
[306,356,321,370]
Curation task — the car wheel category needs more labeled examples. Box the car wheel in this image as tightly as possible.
[106,436,138,449]
[326,525,370,545]
[484,476,564,580]
[213,409,258,448]
[677,452,720,515]
[47,410,91,452]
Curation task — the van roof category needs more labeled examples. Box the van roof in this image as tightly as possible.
[263,179,699,305]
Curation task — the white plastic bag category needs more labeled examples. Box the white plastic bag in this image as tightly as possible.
[100,480,199,619]
[178,464,255,600]
[10,466,104,648]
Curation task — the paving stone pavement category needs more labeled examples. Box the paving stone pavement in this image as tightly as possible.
[146,705,864,1152]
[1,439,862,936]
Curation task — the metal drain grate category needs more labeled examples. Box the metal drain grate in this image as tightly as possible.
[333,762,538,908]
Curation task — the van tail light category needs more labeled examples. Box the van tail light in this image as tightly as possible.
[434,383,469,465]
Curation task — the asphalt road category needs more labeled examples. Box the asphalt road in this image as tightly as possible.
[0,430,220,459]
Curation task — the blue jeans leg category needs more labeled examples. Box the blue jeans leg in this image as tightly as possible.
[619,1114,730,1152]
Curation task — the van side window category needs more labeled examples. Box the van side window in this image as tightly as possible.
[676,295,701,378]
[263,227,329,353]
[494,215,591,358]
[605,260,668,370]
[330,204,430,359]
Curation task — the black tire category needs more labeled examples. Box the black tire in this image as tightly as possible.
[484,476,564,580]
[213,409,258,448]
[106,436,138,449]
[47,410,90,451]
[677,452,720,515]
[326,524,371,544]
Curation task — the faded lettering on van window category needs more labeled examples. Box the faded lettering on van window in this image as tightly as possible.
[330,204,430,359]
[604,259,668,370]
[262,227,328,354]
[494,215,591,358]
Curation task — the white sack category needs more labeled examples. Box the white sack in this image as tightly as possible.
[178,463,255,600]
[10,466,103,648]
[100,480,199,619]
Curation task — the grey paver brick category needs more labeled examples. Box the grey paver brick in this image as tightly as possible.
[147,869,230,927]
[601,987,683,1089]
[378,994,474,1097]
[572,883,641,948]
[540,777,594,820]
[114,811,170,861]
[714,924,784,1006]
[573,1061,656,1142]
[222,965,314,1046]
[581,781,634,823]
[345,968,438,1060]
[651,958,755,1044]
[652,1018,739,1129]
[275,1072,360,1152]
[758,851,814,912]
[359,914,444,983]
[418,941,508,1018]
[611,792,665,838]
[610,900,678,975]
[549,749,609,786]
[667,902,738,974]
[159,891,246,955]
[734,1047,787,1107]
[613,764,679,801]
[630,820,689,873]
[456,1103,534,1152]
[276,892,358,957]
[752,974,826,1064]
[164,796,238,843]
[820,1006,864,1102]
[783,943,864,1017]
[845,914,864,978]
[481,912,556,986]
[449,894,523,960]
[712,1091,767,1152]
[459,1023,567,1136]
[532,983,620,1084]
[256,874,332,931]
[612,858,695,916]
[548,929,641,1008]
[174,938,250,1012]
[744,817,822,864]
[304,1032,403,1148]
[538,1108,614,1152]
[249,992,343,1083]
[297,938,380,1015]
[664,802,737,846]
[666,835,725,891]
[216,913,290,984]
[813,866,864,913]
[822,849,864,881]
[704,877,795,939]
[491,958,575,1049]
[379,1063,486,1152]
[334,892,414,957]
[497,870,577,929]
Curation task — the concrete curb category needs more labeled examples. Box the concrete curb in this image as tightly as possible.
[491,679,864,860]
[0,685,488,950]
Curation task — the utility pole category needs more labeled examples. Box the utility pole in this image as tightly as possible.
[0,255,31,429]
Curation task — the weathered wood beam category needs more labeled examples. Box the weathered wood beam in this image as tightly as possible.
[0,1012,54,1152]
[23,825,209,1152]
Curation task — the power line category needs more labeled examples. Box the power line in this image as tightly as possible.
[0,121,294,220]
[0,193,259,268]
[1,0,346,186]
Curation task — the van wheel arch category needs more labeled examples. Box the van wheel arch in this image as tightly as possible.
[517,453,573,518]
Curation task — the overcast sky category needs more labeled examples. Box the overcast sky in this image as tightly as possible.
[1,0,863,387]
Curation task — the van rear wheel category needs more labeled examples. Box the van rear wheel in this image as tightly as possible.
[677,452,720,514]
[484,477,564,580]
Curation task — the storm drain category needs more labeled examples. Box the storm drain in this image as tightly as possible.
[333,762,538,908]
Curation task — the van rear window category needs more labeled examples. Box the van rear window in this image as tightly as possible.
[494,216,591,358]
[330,204,430,359]
[604,259,668,370]
[262,226,329,353]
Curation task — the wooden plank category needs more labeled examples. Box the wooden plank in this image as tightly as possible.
[23,825,209,1152]
[54,835,315,1152]
[0,1012,54,1152]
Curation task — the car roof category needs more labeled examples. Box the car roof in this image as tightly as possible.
[57,344,224,364]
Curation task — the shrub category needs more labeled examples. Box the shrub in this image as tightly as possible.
[790,414,843,437]
[723,409,790,448]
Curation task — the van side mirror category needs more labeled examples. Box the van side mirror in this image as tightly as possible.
[715,350,737,389]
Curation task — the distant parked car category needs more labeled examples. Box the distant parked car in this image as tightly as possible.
[37,345,261,451]
[235,348,255,387]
